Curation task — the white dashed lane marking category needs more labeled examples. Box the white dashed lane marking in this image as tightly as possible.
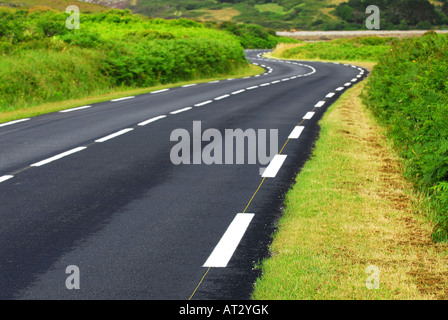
[203,213,255,268]
[30,147,87,167]
[95,128,134,143]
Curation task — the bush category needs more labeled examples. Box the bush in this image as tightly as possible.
[0,9,248,112]
[363,32,448,241]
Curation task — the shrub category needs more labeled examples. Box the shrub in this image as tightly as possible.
[363,32,448,241]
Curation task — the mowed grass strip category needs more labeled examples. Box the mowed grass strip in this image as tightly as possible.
[252,82,448,300]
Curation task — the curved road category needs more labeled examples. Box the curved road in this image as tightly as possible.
[0,50,367,300]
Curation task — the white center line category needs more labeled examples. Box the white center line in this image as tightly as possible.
[138,115,166,126]
[0,118,31,128]
[170,107,192,114]
[271,80,281,84]
[194,100,213,107]
[315,101,326,108]
[246,86,259,90]
[151,89,170,94]
[260,83,271,86]
[215,94,230,100]
[303,112,315,120]
[59,105,91,113]
[231,89,245,95]
[111,96,135,102]
[95,128,134,143]
[288,126,305,139]
[0,175,14,183]
[262,154,288,178]
[30,147,87,167]
[203,213,255,268]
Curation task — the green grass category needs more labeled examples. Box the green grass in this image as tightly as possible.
[254,3,285,15]
[363,31,448,241]
[252,81,448,300]
[0,61,263,124]
[0,8,252,117]
[270,37,395,63]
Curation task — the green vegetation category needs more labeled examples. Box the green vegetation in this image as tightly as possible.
[130,0,448,30]
[252,33,448,299]
[363,31,448,241]
[270,37,394,63]
[252,81,448,300]
[0,8,256,114]
[214,21,298,48]
[335,0,448,30]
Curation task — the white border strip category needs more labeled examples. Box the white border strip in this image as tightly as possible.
[111,96,135,102]
[59,106,91,113]
[31,147,87,167]
[151,89,170,94]
[0,118,30,128]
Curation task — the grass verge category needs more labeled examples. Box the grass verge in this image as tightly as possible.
[251,81,448,299]
[0,63,263,124]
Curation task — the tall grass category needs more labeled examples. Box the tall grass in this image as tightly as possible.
[363,31,448,241]
[0,8,249,113]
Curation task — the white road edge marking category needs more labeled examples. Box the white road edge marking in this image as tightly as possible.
[288,126,305,139]
[194,100,213,107]
[303,112,315,120]
[59,105,91,113]
[0,175,14,183]
[151,89,170,94]
[0,118,31,128]
[182,84,197,88]
[170,107,192,114]
[336,87,344,91]
[30,147,87,167]
[95,128,134,143]
[138,115,166,126]
[326,92,335,98]
[111,96,135,102]
[203,213,255,268]
[262,154,287,178]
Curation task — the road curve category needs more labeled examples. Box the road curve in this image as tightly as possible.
[0,50,367,300]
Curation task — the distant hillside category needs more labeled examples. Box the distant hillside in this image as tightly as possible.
[3,0,447,30]
[112,0,447,30]
[0,0,108,12]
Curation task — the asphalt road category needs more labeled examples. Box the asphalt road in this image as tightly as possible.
[0,50,367,300]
